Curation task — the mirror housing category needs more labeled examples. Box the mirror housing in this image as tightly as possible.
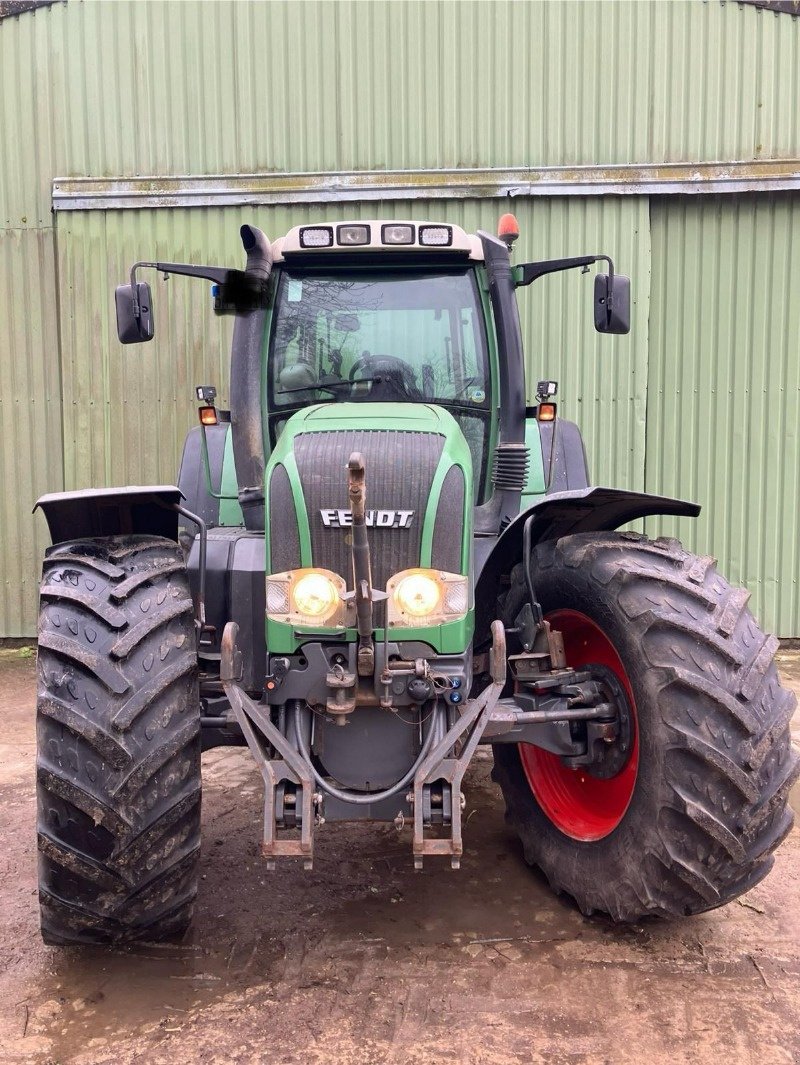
[115,282,154,344]
[594,273,631,335]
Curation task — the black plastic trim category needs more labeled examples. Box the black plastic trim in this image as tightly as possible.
[34,486,184,545]
[177,424,229,527]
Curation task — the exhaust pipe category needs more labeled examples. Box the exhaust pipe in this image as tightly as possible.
[348,453,375,676]
[240,224,273,280]
[477,231,530,531]
[229,225,273,530]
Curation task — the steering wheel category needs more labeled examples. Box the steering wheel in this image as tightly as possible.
[349,353,421,398]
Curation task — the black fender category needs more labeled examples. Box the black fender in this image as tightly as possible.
[474,486,700,644]
[538,415,591,493]
[177,423,230,528]
[34,486,184,546]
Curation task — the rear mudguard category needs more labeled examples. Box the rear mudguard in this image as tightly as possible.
[474,486,700,645]
[34,486,184,545]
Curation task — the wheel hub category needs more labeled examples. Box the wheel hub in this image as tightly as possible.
[561,663,635,780]
[518,609,640,842]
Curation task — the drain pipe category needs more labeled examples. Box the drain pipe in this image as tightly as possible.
[229,224,273,530]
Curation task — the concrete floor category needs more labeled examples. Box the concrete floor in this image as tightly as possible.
[1,650,798,1065]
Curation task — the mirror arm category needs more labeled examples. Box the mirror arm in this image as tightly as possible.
[515,254,615,288]
[128,261,231,318]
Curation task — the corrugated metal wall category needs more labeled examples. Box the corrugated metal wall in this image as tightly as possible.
[646,194,800,634]
[2,0,799,635]
[3,0,799,228]
[0,228,63,636]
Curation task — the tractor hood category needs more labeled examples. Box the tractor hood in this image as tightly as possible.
[264,403,473,590]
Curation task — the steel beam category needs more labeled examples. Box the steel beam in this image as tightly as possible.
[52,160,800,211]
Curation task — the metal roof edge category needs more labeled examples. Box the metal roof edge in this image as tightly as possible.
[52,161,800,211]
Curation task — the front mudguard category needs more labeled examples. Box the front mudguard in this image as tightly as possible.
[34,485,184,545]
[474,486,700,646]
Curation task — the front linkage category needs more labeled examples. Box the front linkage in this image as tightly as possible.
[220,612,629,870]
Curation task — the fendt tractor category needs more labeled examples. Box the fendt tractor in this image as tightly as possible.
[34,215,798,944]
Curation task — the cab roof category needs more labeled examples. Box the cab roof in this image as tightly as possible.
[271,220,484,262]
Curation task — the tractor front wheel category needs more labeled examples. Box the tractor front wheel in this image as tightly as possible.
[36,535,201,944]
[492,532,799,920]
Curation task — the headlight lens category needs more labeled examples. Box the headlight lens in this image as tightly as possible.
[293,572,339,618]
[387,569,469,627]
[394,573,442,617]
[266,568,347,626]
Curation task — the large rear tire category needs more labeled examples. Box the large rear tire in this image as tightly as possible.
[492,532,799,920]
[36,535,201,945]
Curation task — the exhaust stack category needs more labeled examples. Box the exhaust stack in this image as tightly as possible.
[229,224,273,530]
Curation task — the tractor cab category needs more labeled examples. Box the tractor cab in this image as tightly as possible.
[265,223,494,501]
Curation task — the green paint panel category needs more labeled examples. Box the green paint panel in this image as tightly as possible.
[266,616,473,658]
[217,430,243,527]
[521,417,547,505]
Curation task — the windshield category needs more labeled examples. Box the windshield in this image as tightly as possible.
[267,266,493,497]
[268,268,490,410]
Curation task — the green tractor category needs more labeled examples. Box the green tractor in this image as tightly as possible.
[35,215,798,944]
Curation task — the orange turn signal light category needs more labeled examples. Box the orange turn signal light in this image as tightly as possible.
[537,403,557,422]
[199,405,218,426]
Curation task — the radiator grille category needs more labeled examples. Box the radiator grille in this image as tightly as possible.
[294,430,445,589]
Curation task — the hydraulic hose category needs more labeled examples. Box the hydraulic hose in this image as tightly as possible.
[293,702,442,806]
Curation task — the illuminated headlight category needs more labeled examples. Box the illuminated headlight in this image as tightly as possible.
[419,225,452,247]
[299,226,334,248]
[337,224,370,246]
[386,569,469,627]
[382,223,415,245]
[266,568,347,626]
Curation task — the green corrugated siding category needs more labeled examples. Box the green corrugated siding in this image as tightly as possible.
[3,0,799,226]
[0,228,64,636]
[2,0,800,635]
[645,194,800,635]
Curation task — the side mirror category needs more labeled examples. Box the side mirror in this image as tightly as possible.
[115,282,154,344]
[594,273,631,335]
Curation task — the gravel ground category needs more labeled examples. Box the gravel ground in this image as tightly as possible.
[1,649,798,1065]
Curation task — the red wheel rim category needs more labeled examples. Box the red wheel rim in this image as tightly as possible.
[519,609,639,842]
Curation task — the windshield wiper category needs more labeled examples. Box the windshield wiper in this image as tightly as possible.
[276,376,383,397]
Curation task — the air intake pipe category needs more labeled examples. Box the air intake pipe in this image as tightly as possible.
[229,225,273,530]
[478,231,529,529]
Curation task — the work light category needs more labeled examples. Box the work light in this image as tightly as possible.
[419,225,452,247]
[336,224,370,246]
[299,226,334,248]
[382,224,415,245]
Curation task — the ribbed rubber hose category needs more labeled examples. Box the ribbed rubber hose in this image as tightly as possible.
[292,703,441,805]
